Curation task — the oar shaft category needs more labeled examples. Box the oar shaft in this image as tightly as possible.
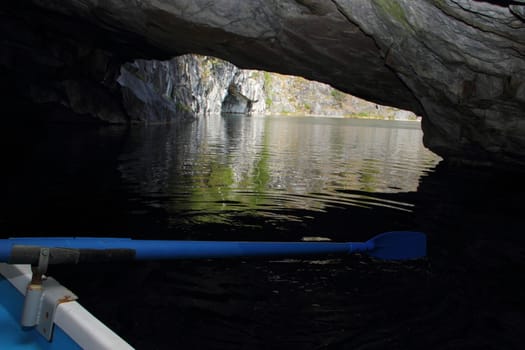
[0,238,373,263]
[132,241,371,260]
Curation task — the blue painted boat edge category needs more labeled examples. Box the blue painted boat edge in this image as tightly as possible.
[0,273,81,349]
[0,263,134,350]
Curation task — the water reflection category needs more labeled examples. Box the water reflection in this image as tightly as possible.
[6,116,524,349]
[117,114,440,229]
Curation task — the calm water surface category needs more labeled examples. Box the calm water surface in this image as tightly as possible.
[117,115,439,233]
[2,115,524,349]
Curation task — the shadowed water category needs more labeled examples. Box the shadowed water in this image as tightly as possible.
[1,115,524,349]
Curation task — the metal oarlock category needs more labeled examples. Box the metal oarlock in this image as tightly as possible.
[20,280,43,327]
[21,248,49,327]
[20,248,77,340]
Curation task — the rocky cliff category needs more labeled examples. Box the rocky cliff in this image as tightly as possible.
[261,70,416,119]
[118,54,416,121]
[118,56,266,121]
[1,1,524,168]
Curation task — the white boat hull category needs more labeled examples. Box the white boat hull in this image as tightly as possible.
[0,263,134,349]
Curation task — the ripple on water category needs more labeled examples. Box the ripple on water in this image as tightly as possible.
[1,117,447,349]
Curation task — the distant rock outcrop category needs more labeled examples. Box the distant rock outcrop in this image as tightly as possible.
[117,56,265,121]
[117,55,416,121]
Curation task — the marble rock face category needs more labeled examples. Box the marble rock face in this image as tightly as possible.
[1,1,524,168]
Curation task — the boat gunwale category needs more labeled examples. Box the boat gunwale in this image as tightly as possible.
[0,263,134,350]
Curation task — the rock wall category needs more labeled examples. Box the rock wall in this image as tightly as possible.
[118,56,235,122]
[261,71,417,119]
[1,1,525,168]
[118,54,416,121]
[339,0,525,165]
[117,55,265,121]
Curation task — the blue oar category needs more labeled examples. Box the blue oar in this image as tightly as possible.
[0,231,426,265]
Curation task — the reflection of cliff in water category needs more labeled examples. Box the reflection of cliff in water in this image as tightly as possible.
[46,162,525,350]
[2,118,524,349]
[117,114,440,227]
[114,123,525,348]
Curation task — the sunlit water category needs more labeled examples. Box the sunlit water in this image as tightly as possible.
[2,115,524,350]
[117,115,439,233]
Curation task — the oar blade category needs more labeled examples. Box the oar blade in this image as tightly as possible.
[367,231,426,260]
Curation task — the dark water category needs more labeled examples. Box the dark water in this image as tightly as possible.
[1,115,525,349]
